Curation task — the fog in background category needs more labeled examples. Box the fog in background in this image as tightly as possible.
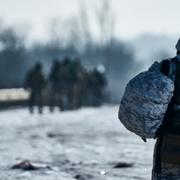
[0,0,179,102]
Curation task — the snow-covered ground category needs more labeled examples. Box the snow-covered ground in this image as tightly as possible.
[0,106,155,180]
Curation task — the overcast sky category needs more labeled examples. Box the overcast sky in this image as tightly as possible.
[0,0,179,41]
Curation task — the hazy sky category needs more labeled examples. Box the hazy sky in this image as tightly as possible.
[0,0,179,41]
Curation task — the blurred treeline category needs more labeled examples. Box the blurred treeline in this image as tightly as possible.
[0,0,141,103]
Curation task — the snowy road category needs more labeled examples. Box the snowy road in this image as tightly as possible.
[0,106,154,180]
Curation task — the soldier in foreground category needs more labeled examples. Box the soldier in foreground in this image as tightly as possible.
[25,63,46,114]
[151,39,180,180]
[118,38,180,180]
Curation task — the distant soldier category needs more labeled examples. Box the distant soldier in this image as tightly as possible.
[88,65,107,106]
[49,59,62,112]
[59,57,73,110]
[70,58,86,109]
[25,63,46,114]
[78,70,89,107]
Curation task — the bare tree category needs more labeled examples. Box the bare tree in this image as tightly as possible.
[47,18,63,48]
[78,0,92,47]
[93,0,115,46]
[77,0,115,46]
[91,0,115,70]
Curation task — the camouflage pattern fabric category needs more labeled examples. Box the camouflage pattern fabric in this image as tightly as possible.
[118,61,174,139]
[152,58,180,180]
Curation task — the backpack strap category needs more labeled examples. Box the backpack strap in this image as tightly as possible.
[161,59,171,76]
[157,57,177,135]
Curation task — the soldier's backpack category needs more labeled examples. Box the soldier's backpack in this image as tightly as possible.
[118,60,175,140]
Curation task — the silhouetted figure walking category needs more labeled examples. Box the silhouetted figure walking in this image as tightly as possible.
[25,63,46,114]
[70,58,86,109]
[59,57,73,110]
[49,59,62,112]
[93,68,106,106]
[87,67,107,106]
